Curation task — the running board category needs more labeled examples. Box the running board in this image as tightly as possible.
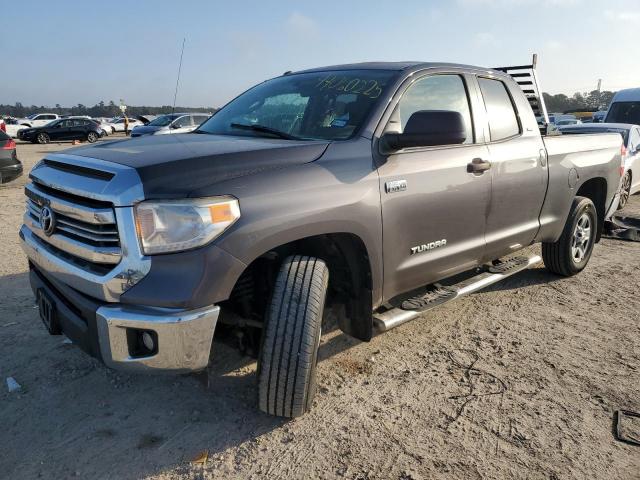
[373,254,542,332]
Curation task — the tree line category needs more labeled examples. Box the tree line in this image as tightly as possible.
[542,90,615,114]
[1,101,215,118]
[0,89,618,119]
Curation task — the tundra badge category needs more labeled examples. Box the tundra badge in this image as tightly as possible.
[385,180,407,193]
[411,240,447,255]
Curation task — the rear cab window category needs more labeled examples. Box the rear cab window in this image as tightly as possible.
[477,77,521,141]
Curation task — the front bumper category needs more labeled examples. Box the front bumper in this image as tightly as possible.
[29,265,219,373]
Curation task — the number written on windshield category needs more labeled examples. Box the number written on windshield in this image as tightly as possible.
[315,75,383,99]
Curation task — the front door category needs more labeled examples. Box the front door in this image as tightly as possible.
[377,73,492,301]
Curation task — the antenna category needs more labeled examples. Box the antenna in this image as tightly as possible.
[172,38,186,116]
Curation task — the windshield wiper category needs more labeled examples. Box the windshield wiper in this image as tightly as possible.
[230,123,300,140]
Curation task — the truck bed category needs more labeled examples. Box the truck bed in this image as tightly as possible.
[537,132,623,241]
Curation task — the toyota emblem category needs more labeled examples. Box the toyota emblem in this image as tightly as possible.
[40,206,56,236]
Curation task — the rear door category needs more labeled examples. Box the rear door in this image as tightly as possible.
[74,119,92,139]
[476,76,547,260]
[376,72,492,301]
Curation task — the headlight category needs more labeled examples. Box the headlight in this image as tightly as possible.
[134,197,240,255]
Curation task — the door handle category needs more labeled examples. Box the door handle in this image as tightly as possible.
[467,158,491,174]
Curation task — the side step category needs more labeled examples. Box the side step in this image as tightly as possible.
[373,254,541,332]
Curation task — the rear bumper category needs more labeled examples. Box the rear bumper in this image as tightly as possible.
[29,264,219,373]
[0,162,23,183]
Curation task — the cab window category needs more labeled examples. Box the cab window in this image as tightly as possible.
[477,77,520,141]
[173,116,192,128]
[386,74,474,144]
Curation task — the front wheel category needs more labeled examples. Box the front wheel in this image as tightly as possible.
[542,196,597,277]
[257,255,329,418]
[618,172,631,210]
[36,132,50,144]
[87,131,98,143]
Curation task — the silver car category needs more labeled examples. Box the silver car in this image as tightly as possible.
[130,113,211,137]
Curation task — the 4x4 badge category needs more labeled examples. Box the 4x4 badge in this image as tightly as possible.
[385,179,407,193]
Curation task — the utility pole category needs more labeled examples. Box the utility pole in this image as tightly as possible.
[596,79,602,110]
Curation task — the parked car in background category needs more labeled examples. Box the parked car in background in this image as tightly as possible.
[2,118,28,138]
[130,113,211,137]
[110,117,144,132]
[548,114,581,126]
[18,118,104,144]
[0,129,23,184]
[65,116,112,136]
[91,118,114,135]
[605,88,640,125]
[137,114,160,125]
[592,111,607,123]
[15,113,60,128]
[556,117,582,126]
[559,122,640,209]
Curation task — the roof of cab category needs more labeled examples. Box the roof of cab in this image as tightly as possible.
[291,61,497,75]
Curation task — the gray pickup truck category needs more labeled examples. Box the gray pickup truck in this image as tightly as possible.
[20,59,622,417]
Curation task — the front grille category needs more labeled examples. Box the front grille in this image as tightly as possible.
[24,181,122,271]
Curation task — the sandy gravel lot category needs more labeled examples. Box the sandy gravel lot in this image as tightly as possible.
[1,139,639,479]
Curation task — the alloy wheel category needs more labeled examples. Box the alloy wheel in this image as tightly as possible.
[571,213,592,263]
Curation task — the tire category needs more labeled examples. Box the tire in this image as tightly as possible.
[87,131,98,143]
[36,132,50,144]
[542,196,597,277]
[618,171,631,210]
[258,255,329,418]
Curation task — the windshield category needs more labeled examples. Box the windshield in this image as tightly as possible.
[26,114,39,119]
[148,114,180,127]
[197,69,397,141]
[606,102,640,124]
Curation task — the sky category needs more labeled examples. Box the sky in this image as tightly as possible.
[4,0,640,108]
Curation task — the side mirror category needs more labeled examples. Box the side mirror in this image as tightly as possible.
[381,110,467,152]
[170,123,180,129]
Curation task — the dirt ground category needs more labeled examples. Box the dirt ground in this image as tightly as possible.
[1,139,639,480]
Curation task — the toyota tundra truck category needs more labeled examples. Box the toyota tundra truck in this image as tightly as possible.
[20,58,623,418]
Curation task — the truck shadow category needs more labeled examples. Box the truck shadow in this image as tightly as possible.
[0,272,360,479]
[480,265,563,293]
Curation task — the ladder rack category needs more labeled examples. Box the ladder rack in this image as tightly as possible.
[494,54,550,127]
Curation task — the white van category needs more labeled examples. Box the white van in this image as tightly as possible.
[605,88,640,124]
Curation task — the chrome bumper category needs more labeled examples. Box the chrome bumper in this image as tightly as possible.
[96,304,220,373]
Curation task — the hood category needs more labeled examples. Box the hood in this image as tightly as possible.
[65,133,330,198]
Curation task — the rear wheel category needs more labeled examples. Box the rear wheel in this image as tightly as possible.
[36,132,49,144]
[257,255,329,418]
[542,196,597,277]
[87,131,98,143]
[618,172,631,210]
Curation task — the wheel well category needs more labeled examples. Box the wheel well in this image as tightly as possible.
[576,177,607,242]
[223,233,374,341]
